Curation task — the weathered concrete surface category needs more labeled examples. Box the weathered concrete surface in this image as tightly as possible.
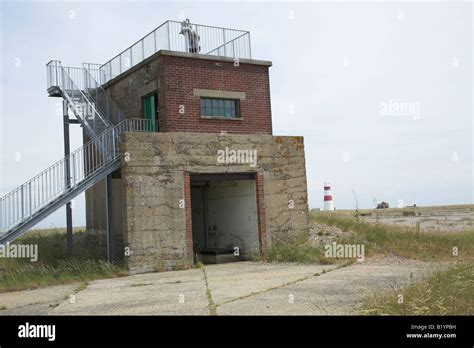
[121,132,309,273]
[203,262,337,306]
[0,258,439,315]
[217,257,439,315]
[0,284,79,315]
[51,269,209,315]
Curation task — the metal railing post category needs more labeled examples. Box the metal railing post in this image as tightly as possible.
[247,32,252,58]
[20,186,24,219]
[106,95,110,119]
[28,182,32,217]
[61,67,65,90]
[112,131,116,158]
[167,21,171,50]
[223,29,226,57]
[71,153,76,187]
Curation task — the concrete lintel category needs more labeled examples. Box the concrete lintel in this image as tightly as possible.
[194,89,246,100]
[158,50,272,67]
[200,116,244,121]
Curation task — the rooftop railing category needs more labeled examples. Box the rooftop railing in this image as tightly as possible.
[99,20,251,83]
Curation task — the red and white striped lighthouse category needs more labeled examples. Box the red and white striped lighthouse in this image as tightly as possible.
[323,181,334,211]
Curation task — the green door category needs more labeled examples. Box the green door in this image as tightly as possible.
[143,94,157,131]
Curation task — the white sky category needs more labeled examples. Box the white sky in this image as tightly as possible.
[0,1,472,228]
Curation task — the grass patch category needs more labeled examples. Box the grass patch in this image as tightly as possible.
[194,262,204,269]
[257,234,335,264]
[74,282,88,293]
[130,283,153,287]
[0,228,128,293]
[361,263,474,315]
[202,268,217,316]
[0,259,126,293]
[311,212,474,262]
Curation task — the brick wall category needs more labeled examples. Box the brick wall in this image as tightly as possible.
[104,51,273,135]
[159,54,273,135]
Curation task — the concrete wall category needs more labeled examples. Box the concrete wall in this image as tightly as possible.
[206,180,259,255]
[121,131,309,274]
[84,176,124,261]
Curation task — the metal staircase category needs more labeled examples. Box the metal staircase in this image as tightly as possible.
[83,63,126,122]
[47,61,112,140]
[0,61,151,244]
[0,19,253,245]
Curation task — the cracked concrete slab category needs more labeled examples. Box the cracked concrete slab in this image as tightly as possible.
[52,268,209,315]
[204,261,337,306]
[217,257,440,315]
[0,258,440,315]
[0,284,79,315]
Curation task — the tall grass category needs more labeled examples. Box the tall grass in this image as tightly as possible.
[259,241,335,264]
[0,229,127,292]
[257,232,338,264]
[0,259,126,293]
[259,211,473,264]
[311,213,474,262]
[312,212,474,314]
[361,263,474,315]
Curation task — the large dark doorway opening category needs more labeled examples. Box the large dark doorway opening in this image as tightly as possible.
[190,173,259,264]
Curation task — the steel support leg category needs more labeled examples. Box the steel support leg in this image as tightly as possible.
[63,100,73,256]
[105,174,113,263]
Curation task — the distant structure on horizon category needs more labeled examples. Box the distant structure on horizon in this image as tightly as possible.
[324,181,335,211]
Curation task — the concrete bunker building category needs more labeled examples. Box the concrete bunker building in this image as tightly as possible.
[0,20,309,274]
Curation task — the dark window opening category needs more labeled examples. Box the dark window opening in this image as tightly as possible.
[200,97,239,118]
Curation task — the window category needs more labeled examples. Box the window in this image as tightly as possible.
[200,98,239,118]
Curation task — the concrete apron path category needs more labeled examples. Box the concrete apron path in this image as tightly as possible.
[0,257,437,315]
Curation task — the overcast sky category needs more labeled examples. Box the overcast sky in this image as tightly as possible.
[0,1,472,229]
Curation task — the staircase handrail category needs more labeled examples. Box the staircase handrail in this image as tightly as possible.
[0,118,151,235]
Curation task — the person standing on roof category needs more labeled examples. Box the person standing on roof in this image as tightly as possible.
[180,19,201,53]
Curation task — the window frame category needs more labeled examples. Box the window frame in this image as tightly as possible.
[200,97,240,119]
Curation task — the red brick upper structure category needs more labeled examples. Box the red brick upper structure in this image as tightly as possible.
[103,50,273,135]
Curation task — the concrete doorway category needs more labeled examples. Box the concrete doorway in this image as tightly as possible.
[190,173,259,264]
